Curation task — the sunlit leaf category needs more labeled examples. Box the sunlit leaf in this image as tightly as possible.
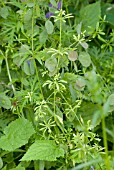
[0,118,35,151]
[21,140,64,161]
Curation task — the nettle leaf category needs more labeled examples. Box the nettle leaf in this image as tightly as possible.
[45,20,54,35]
[80,1,101,34]
[21,140,64,161]
[45,57,57,72]
[0,93,11,109]
[78,52,91,67]
[0,118,35,151]
[68,51,78,61]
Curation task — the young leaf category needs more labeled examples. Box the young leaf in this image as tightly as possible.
[21,140,64,161]
[0,93,11,109]
[0,118,35,151]
[45,20,54,34]
[78,52,91,67]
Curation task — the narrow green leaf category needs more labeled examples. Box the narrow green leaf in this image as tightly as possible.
[45,20,54,35]
[21,140,64,161]
[23,60,31,75]
[78,52,91,67]
[0,118,35,151]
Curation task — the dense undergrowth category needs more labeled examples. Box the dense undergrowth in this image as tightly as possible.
[0,0,114,169]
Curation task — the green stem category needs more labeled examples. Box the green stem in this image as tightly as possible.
[102,116,110,170]
[32,0,44,99]
[59,10,62,48]
[5,54,15,93]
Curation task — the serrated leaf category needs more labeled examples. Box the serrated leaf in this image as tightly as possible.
[68,51,78,61]
[45,57,57,72]
[0,118,35,151]
[0,93,11,109]
[80,1,101,34]
[78,52,91,67]
[21,140,64,161]
[45,20,54,35]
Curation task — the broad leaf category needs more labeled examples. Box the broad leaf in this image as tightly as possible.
[39,29,48,44]
[68,51,78,61]
[80,1,101,34]
[45,20,54,34]
[78,52,91,67]
[21,140,64,161]
[0,93,11,109]
[0,118,35,151]
[45,57,57,72]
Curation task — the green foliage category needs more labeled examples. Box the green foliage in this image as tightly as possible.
[0,0,114,169]
[0,118,35,151]
[80,1,101,34]
[21,140,64,161]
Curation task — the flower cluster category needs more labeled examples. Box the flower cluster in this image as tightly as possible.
[46,1,62,18]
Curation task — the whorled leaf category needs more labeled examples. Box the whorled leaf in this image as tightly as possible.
[21,140,64,161]
[0,118,35,151]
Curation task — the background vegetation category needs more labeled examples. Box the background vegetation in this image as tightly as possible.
[0,0,114,169]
